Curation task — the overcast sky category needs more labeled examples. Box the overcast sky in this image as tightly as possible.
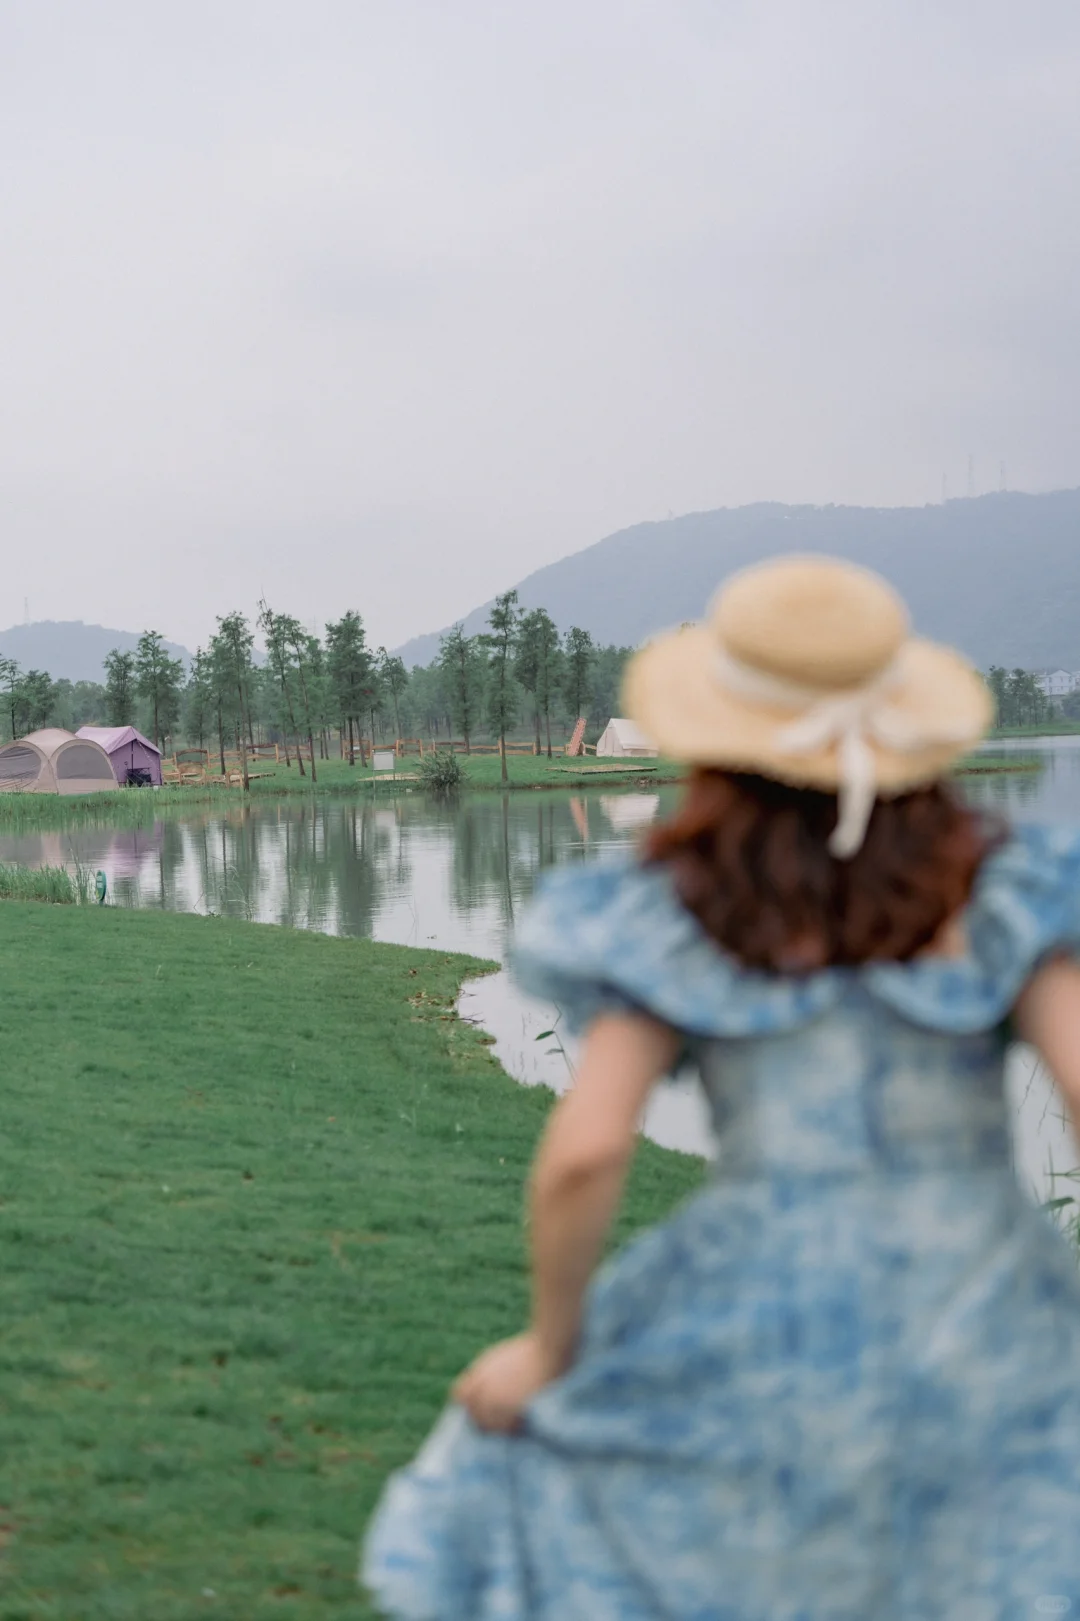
[2,1,1079,652]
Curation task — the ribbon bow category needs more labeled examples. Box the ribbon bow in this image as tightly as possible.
[712,646,967,859]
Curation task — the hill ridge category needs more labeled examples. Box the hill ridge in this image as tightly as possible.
[394,489,1080,671]
[0,620,192,685]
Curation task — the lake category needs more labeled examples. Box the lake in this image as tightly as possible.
[2,740,1078,1195]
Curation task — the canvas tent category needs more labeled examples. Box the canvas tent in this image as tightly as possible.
[77,726,163,786]
[595,719,658,759]
[0,729,116,795]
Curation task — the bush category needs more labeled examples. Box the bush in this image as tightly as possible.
[416,749,464,791]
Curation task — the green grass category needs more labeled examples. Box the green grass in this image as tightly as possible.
[0,903,701,1618]
[955,751,1045,775]
[990,722,1080,737]
[0,863,83,904]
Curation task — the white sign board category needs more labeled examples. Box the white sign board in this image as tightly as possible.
[373,750,396,773]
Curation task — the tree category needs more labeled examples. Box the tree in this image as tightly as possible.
[103,650,137,727]
[325,611,373,765]
[481,591,522,781]
[562,626,594,725]
[516,608,561,758]
[377,648,408,742]
[589,642,633,734]
[213,612,256,788]
[306,632,335,761]
[11,668,57,733]
[284,621,320,783]
[135,630,185,751]
[183,648,215,749]
[257,601,305,774]
[1006,668,1049,728]
[405,661,450,740]
[0,657,18,741]
[986,666,1009,726]
[438,625,484,754]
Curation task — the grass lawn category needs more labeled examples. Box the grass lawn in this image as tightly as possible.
[0,902,701,1618]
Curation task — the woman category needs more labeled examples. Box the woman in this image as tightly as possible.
[364,555,1080,1618]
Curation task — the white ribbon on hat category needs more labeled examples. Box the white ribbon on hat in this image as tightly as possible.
[712,644,971,858]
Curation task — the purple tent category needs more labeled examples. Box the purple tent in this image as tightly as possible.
[77,726,163,786]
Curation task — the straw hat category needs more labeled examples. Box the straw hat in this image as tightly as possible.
[624,553,992,857]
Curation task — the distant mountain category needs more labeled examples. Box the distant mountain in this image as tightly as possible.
[395,490,1080,672]
[0,621,192,684]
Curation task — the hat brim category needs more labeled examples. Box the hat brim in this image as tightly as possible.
[623,627,993,793]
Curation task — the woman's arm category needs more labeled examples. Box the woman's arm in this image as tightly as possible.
[453,1011,679,1431]
[1014,956,1080,1142]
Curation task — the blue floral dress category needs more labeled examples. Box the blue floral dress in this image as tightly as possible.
[363,824,1080,1620]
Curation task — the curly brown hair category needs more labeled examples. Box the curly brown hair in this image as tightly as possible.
[644,769,999,972]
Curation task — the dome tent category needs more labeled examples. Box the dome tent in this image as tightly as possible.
[77,725,163,786]
[0,729,116,795]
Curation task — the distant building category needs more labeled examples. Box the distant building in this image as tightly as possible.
[1035,670,1079,698]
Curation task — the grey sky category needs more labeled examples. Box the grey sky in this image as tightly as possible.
[3,0,1079,652]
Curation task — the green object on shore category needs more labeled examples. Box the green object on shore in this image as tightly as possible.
[95,868,107,904]
[0,903,700,1614]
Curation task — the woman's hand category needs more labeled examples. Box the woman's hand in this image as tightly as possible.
[451,1332,562,1432]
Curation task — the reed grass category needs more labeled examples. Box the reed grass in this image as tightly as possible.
[0,860,81,903]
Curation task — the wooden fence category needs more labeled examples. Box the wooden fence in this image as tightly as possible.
[160,731,574,785]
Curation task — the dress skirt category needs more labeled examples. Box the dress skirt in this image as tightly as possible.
[362,1170,1080,1620]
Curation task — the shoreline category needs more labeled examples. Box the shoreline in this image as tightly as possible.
[0,751,1044,831]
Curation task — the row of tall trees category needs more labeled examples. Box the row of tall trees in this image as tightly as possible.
[436,593,607,781]
[8,611,1073,756]
[1,595,630,757]
[182,606,410,781]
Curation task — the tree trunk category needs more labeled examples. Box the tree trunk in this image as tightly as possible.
[534,699,542,754]
[347,715,355,766]
[499,731,508,783]
[544,703,552,759]
[217,702,226,776]
[235,683,250,790]
[276,675,297,769]
[291,645,317,782]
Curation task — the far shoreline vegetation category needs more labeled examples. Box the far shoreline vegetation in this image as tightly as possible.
[3,597,1078,792]
[0,748,1047,834]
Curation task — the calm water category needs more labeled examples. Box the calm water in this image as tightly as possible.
[3,743,1078,1191]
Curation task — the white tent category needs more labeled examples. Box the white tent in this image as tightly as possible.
[595,719,658,759]
[0,728,117,795]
